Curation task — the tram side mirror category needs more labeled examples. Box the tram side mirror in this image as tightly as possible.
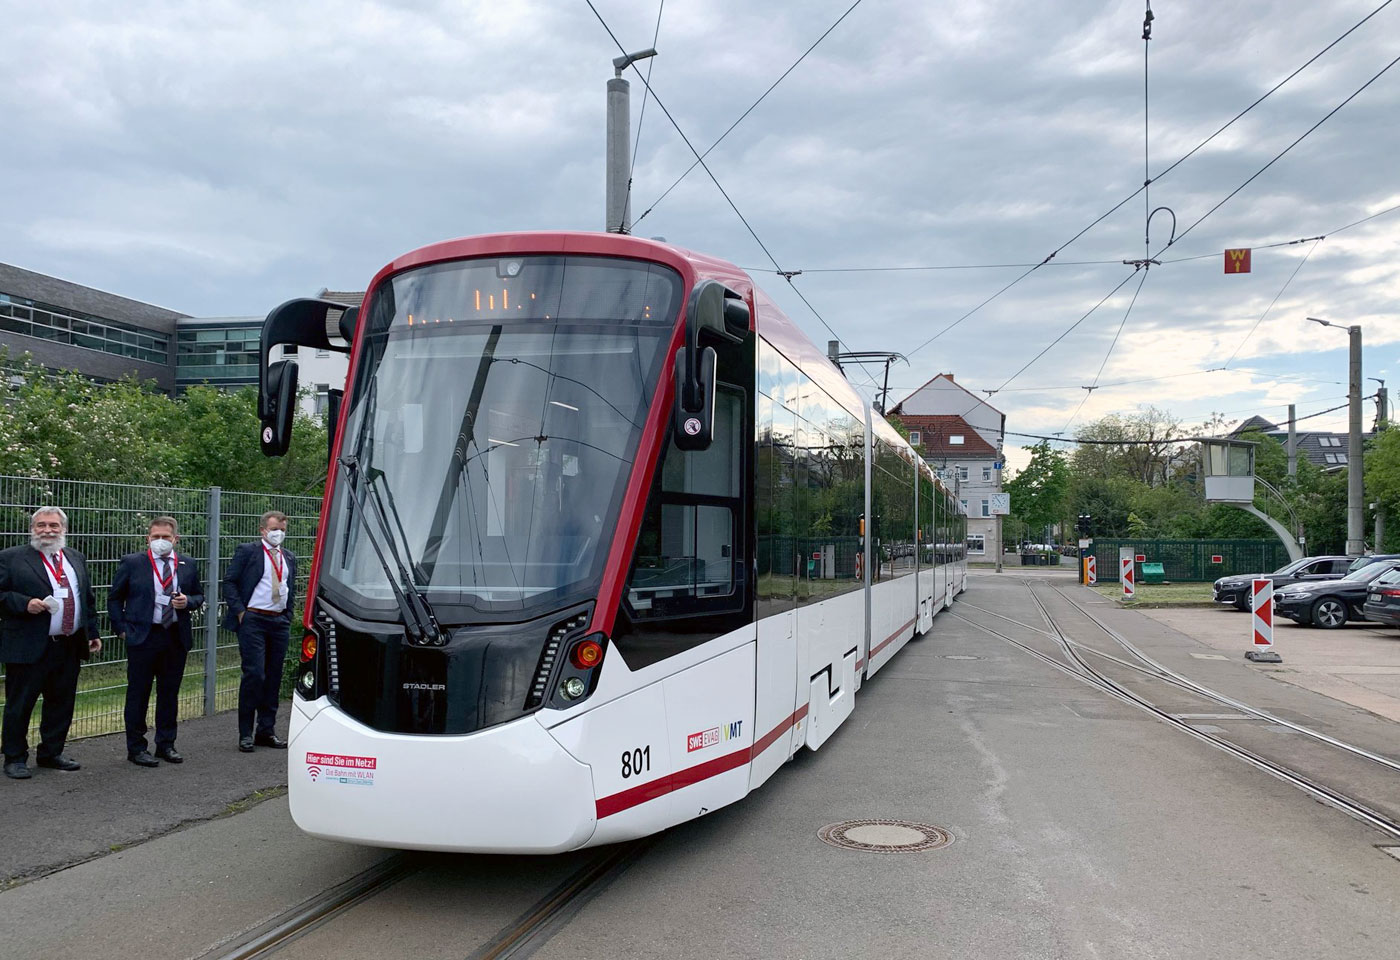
[261,360,299,457]
[338,305,358,344]
[258,297,354,460]
[674,280,749,452]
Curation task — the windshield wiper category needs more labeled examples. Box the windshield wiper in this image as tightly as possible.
[338,455,443,645]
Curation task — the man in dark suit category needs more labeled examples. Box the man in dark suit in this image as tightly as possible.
[222,510,295,753]
[1,506,101,780]
[108,516,205,767]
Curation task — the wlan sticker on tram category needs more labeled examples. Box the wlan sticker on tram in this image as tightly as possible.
[306,751,378,786]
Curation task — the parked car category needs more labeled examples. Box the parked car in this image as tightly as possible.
[1346,552,1400,573]
[1275,560,1400,628]
[1362,566,1400,627]
[1213,555,1355,611]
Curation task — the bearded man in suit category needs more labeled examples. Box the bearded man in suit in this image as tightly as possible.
[1,506,101,780]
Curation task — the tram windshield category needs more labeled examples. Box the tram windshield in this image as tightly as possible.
[322,255,682,621]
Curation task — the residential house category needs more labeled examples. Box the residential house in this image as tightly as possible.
[889,374,1006,557]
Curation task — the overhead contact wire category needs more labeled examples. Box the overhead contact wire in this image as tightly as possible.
[633,0,867,227]
[583,0,883,397]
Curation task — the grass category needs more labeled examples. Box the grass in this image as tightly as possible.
[1090,581,1216,607]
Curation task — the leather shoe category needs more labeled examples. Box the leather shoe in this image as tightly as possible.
[253,733,287,749]
[239,736,255,753]
[36,754,81,771]
[128,751,160,768]
[155,747,183,764]
[4,761,31,779]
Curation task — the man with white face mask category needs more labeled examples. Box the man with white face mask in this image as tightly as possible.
[1,506,100,780]
[222,510,297,753]
[108,517,205,766]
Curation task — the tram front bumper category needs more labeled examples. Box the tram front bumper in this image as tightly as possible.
[287,696,597,854]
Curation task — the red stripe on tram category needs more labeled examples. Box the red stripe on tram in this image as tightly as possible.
[596,703,810,820]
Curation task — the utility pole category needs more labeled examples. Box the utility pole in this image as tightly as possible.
[994,444,1004,574]
[1286,403,1297,479]
[1349,323,1365,553]
[1310,317,1366,554]
[606,48,657,234]
[1372,377,1388,550]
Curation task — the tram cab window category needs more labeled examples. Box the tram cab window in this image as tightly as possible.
[617,380,753,668]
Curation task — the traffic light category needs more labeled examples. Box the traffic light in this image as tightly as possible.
[1076,514,1092,536]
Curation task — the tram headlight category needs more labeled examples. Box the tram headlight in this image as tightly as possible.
[299,670,316,691]
[560,677,587,701]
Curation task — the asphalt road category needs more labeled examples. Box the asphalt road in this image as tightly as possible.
[4,573,1398,959]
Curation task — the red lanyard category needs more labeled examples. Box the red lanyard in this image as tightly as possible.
[149,551,176,588]
[39,550,68,586]
[263,545,284,582]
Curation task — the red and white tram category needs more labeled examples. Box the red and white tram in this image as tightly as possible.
[257,232,967,853]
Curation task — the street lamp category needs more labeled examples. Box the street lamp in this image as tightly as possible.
[1308,317,1365,554]
[606,48,657,234]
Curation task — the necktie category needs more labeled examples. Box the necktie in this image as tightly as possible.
[54,554,75,635]
[161,557,176,626]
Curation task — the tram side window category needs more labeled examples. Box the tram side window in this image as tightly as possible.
[918,473,936,565]
[872,438,916,580]
[756,397,798,619]
[796,409,864,603]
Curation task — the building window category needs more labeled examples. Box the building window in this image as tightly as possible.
[957,466,969,481]
[0,290,170,365]
[982,466,992,482]
[950,434,965,445]
[314,384,330,417]
[981,499,991,517]
[908,430,921,445]
[1319,436,1342,448]
[176,325,261,384]
[1325,452,1348,464]
[966,534,985,554]
[960,498,968,513]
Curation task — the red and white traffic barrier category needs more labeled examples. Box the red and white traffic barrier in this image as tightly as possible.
[1086,555,1097,585]
[1120,548,1135,599]
[1246,577,1282,663]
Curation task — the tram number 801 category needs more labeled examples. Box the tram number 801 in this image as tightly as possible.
[621,746,651,779]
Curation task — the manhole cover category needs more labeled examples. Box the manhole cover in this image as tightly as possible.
[817,819,954,853]
[943,654,981,660]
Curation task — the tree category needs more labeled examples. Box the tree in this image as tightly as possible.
[0,350,328,494]
[1005,441,1069,541]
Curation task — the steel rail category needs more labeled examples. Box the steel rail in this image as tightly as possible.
[1045,582,1400,773]
[203,839,651,960]
[207,854,421,960]
[953,592,1400,842]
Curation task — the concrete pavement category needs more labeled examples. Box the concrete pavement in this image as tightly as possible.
[4,574,1400,959]
[1,707,290,887]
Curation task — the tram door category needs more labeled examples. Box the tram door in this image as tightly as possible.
[751,399,797,789]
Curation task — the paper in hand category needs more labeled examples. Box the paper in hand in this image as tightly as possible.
[42,596,61,614]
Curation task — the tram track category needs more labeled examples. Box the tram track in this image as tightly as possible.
[204,840,651,960]
[953,580,1400,843]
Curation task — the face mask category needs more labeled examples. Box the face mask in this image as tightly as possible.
[264,530,286,547]
[149,539,174,557]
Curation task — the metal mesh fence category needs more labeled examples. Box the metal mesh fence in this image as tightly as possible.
[0,475,320,742]
[1090,538,1292,583]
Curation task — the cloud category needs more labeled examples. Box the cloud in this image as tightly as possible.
[0,0,1397,443]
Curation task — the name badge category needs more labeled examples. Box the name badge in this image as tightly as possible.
[54,587,69,600]
[154,594,171,607]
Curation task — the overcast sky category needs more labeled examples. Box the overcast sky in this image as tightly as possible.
[4,0,1398,469]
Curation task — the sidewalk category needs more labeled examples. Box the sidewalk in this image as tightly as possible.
[1,707,290,887]
[1142,605,1400,722]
